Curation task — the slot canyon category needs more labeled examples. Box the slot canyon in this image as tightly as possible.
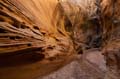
[0,0,120,79]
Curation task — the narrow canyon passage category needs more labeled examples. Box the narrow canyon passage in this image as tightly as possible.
[0,0,120,79]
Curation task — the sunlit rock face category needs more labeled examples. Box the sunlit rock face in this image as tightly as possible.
[60,0,97,22]
[0,0,74,60]
[68,0,97,17]
[0,0,74,79]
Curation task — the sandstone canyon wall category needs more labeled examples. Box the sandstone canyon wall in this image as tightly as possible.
[0,0,120,79]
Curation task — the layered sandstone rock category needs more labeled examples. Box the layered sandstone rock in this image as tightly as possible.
[0,0,74,79]
[0,0,120,79]
[101,0,120,79]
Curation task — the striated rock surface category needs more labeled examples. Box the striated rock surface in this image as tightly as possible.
[0,0,74,79]
[0,0,120,79]
[101,0,120,79]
